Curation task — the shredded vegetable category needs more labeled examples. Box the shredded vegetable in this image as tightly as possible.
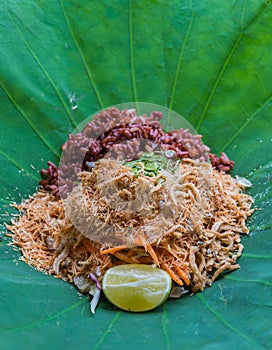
[7,157,254,301]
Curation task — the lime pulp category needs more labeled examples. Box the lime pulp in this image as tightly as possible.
[102,264,172,312]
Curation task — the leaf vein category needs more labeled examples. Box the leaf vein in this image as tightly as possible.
[162,303,171,350]
[225,276,272,286]
[198,294,265,350]
[1,300,86,333]
[196,1,270,131]
[243,253,272,259]
[168,0,193,113]
[240,0,248,31]
[253,193,272,205]
[247,160,272,177]
[59,0,104,109]
[0,83,59,159]
[196,32,243,131]
[220,94,272,152]
[93,312,121,350]
[0,144,43,181]
[129,0,137,102]
[250,222,272,233]
[7,9,78,128]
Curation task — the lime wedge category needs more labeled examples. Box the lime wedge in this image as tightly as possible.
[102,264,172,312]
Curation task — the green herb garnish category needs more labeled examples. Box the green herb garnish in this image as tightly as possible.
[124,151,179,177]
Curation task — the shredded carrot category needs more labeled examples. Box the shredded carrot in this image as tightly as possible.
[137,234,160,266]
[161,262,183,286]
[146,244,160,267]
[100,245,128,255]
[173,263,190,286]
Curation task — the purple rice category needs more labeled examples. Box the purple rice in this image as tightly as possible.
[39,108,234,196]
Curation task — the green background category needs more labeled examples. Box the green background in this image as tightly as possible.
[0,1,271,349]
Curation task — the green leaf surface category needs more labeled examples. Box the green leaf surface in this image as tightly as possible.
[1,1,272,349]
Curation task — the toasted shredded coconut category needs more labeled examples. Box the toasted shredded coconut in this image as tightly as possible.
[7,159,254,294]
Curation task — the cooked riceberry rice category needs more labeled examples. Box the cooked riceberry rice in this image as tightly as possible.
[40,108,234,196]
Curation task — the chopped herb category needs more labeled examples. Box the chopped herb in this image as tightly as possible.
[124,151,179,177]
